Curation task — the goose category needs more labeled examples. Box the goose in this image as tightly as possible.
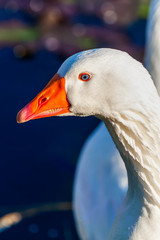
[17,47,160,239]
[72,0,160,238]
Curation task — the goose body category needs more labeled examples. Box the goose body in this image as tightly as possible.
[73,122,127,239]
[73,0,160,238]
[17,47,160,239]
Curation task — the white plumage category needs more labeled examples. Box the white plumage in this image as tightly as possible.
[73,0,160,239]
[56,47,160,239]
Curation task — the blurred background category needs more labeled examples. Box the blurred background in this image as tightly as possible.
[0,0,149,239]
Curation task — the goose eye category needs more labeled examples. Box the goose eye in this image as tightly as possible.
[79,73,91,82]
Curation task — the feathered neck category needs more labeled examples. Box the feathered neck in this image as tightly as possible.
[102,100,160,239]
[145,0,160,94]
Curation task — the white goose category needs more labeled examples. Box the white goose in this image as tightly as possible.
[73,0,160,239]
[17,47,160,239]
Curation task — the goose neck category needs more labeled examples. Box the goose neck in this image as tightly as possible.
[102,108,160,239]
[103,109,160,207]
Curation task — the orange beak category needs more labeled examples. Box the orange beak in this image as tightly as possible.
[17,73,70,123]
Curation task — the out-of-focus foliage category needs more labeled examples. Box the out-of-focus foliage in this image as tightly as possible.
[138,0,150,18]
[0,28,38,42]
[0,0,149,59]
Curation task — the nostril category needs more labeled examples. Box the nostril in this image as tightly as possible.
[41,97,47,104]
[38,96,48,107]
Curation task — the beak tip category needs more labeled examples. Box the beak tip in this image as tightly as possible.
[16,110,24,123]
[16,104,31,123]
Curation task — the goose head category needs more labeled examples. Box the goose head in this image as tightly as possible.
[17,48,157,123]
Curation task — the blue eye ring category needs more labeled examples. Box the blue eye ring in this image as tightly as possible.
[79,73,91,82]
